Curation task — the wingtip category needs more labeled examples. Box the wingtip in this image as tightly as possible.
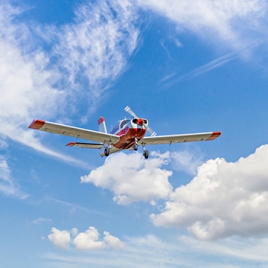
[66,142,76,147]
[207,131,222,140]
[28,119,45,129]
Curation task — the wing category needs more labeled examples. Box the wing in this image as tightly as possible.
[66,142,103,149]
[29,119,120,144]
[139,132,221,145]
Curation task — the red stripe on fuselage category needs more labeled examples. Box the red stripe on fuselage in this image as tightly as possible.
[113,127,146,149]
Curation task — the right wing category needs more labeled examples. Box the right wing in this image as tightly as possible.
[139,132,221,145]
[29,119,120,144]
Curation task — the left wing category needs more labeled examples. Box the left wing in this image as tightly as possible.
[139,132,221,145]
[29,119,120,144]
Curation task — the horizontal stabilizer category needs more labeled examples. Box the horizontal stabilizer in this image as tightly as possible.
[66,142,103,149]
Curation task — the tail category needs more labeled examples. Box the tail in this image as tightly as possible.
[98,117,107,133]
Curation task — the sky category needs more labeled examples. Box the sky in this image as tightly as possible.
[1,0,268,267]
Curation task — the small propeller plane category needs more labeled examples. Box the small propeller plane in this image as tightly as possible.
[29,106,221,159]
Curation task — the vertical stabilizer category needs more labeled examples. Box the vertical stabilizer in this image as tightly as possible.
[98,117,107,133]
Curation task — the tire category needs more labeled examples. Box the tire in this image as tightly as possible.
[143,150,149,159]
[104,148,110,157]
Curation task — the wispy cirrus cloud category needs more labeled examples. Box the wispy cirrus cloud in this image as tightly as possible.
[160,52,237,86]
[138,0,268,53]
[0,155,27,198]
[160,41,261,86]
[0,0,139,162]
[44,233,268,268]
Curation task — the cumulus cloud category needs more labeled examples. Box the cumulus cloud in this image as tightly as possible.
[73,227,105,250]
[151,145,268,240]
[81,151,173,204]
[138,0,268,53]
[48,227,71,249]
[48,226,124,251]
[104,231,126,249]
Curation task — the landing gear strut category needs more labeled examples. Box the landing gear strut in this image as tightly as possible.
[133,136,138,151]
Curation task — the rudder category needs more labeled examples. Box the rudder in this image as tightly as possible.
[98,117,107,133]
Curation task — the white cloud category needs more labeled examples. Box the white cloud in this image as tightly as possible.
[81,151,173,204]
[104,231,125,249]
[0,155,27,198]
[0,3,79,164]
[171,150,203,175]
[47,0,139,115]
[73,227,105,250]
[0,0,139,161]
[48,227,71,249]
[151,144,268,240]
[44,233,268,267]
[0,139,8,149]
[48,226,124,251]
[138,0,268,53]
[33,217,52,224]
[162,53,237,86]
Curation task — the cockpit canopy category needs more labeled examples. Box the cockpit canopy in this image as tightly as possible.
[110,119,130,134]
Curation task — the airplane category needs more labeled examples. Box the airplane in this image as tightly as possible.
[28,106,221,159]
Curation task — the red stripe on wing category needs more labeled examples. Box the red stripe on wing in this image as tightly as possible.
[207,132,221,140]
[66,142,76,147]
[28,119,45,129]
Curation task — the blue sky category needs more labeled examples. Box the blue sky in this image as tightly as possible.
[1,0,268,267]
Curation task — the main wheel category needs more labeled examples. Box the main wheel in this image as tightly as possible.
[133,144,138,151]
[143,150,149,159]
[104,148,110,157]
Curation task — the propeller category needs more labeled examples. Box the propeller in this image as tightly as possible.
[124,106,156,136]
[124,106,138,119]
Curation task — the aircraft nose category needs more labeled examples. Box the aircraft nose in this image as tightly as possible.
[137,118,144,126]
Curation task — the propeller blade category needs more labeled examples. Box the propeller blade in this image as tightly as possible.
[124,106,138,118]
[147,126,156,136]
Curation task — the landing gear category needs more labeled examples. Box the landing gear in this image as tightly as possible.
[141,143,149,159]
[143,149,149,159]
[104,147,110,157]
[133,136,138,151]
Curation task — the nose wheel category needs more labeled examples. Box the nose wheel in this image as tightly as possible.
[133,136,138,151]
